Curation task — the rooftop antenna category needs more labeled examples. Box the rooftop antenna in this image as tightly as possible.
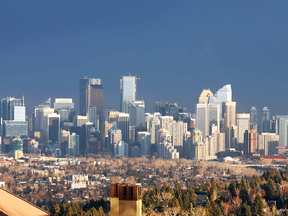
[23,94,25,106]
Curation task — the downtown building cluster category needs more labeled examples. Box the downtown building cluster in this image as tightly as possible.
[0,77,285,160]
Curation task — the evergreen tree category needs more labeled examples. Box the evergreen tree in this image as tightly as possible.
[175,183,183,207]
[206,201,221,216]
[228,179,237,197]
[274,184,283,209]
[240,176,249,203]
[98,206,105,216]
[266,179,275,201]
[241,202,252,216]
[252,194,264,216]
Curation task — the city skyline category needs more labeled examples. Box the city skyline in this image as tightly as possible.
[1,1,288,117]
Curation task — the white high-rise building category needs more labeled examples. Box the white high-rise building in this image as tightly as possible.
[129,100,145,127]
[275,115,288,147]
[212,131,225,153]
[172,121,187,157]
[204,135,216,160]
[214,84,232,102]
[149,116,160,144]
[258,133,279,155]
[196,103,208,137]
[13,106,25,121]
[160,116,173,132]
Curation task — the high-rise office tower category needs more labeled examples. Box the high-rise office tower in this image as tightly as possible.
[271,116,276,133]
[33,99,54,142]
[73,115,88,127]
[164,103,179,120]
[275,115,288,147]
[225,125,237,149]
[172,121,186,157]
[120,75,138,113]
[54,98,74,110]
[212,131,225,153]
[191,129,205,160]
[129,100,145,127]
[244,130,257,157]
[108,126,122,151]
[204,135,216,160]
[68,133,80,156]
[79,77,103,127]
[155,101,168,116]
[106,108,115,122]
[137,131,151,158]
[258,133,279,155]
[196,89,213,137]
[159,116,173,134]
[114,141,129,157]
[54,98,75,125]
[196,103,208,137]
[86,106,100,130]
[47,113,60,143]
[223,101,236,131]
[100,121,113,149]
[149,116,160,145]
[237,113,250,145]
[261,107,270,133]
[207,103,220,134]
[214,84,232,102]
[0,96,24,121]
[250,107,257,130]
[116,113,129,143]
[34,99,54,131]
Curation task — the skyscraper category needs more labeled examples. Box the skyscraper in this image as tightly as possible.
[223,101,236,131]
[54,98,74,110]
[275,115,288,147]
[47,113,60,143]
[244,130,257,157]
[86,106,99,130]
[261,107,270,133]
[207,103,220,134]
[79,77,103,127]
[237,113,250,145]
[214,84,232,102]
[250,107,257,130]
[129,100,145,127]
[116,113,129,143]
[258,133,279,155]
[120,75,137,113]
[0,96,25,121]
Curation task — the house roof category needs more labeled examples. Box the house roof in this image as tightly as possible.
[0,187,51,216]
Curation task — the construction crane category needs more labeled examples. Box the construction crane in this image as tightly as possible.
[276,145,288,154]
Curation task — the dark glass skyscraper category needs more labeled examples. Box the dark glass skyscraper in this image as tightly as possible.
[79,77,103,129]
[261,107,270,133]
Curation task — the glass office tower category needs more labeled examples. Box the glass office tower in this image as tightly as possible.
[120,76,137,113]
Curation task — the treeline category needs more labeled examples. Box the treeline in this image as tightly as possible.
[142,166,288,215]
[49,198,109,216]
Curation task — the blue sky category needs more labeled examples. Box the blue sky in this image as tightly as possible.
[1,1,288,116]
